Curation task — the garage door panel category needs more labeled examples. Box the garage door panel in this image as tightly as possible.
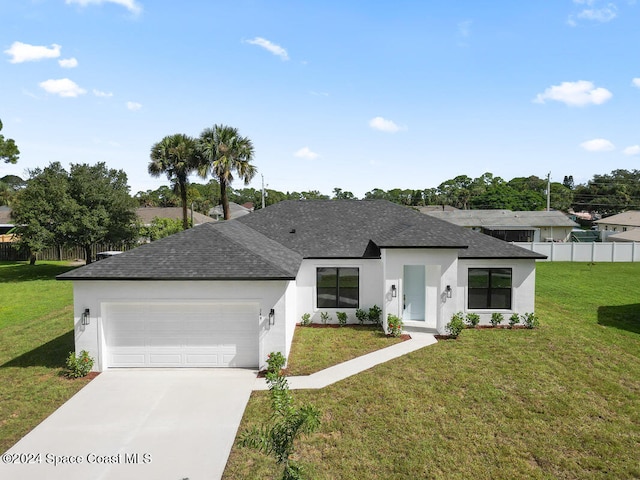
[105,302,259,368]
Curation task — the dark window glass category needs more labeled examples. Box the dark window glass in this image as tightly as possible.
[468,268,512,309]
[317,267,359,308]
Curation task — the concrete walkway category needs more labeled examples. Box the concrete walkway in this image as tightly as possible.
[254,331,438,390]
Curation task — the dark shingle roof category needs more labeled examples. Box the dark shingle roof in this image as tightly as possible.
[59,200,543,281]
[237,200,470,257]
[58,221,302,280]
[238,200,544,259]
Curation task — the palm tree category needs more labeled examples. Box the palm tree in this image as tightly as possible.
[197,124,256,220]
[148,134,200,230]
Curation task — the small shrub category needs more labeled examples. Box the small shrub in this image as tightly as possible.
[508,313,520,328]
[65,350,94,378]
[465,312,480,328]
[300,313,311,326]
[446,312,465,338]
[266,351,286,374]
[355,308,368,325]
[387,314,403,337]
[490,312,504,327]
[522,312,540,329]
[336,311,348,327]
[368,305,382,325]
[320,311,330,325]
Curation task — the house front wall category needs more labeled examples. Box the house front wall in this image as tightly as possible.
[295,258,383,324]
[381,248,459,334]
[71,279,295,371]
[456,258,537,325]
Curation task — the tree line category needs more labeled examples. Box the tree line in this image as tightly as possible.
[132,170,640,217]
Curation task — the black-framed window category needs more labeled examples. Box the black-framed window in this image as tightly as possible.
[316,267,359,308]
[468,268,512,309]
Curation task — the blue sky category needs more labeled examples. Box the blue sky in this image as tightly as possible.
[1,0,639,198]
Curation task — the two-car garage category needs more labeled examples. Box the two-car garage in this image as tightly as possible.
[103,302,260,368]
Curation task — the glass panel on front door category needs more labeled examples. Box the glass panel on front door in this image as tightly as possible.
[403,265,425,321]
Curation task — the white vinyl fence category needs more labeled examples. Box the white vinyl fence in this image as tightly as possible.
[513,242,640,262]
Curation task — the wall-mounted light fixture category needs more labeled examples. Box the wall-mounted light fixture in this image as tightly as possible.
[391,285,397,298]
[445,285,453,299]
[81,308,90,326]
[269,308,275,326]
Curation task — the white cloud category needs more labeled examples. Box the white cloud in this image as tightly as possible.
[623,145,640,155]
[126,101,142,111]
[457,20,472,38]
[245,37,289,61]
[65,0,142,14]
[580,138,615,152]
[577,5,617,22]
[294,147,319,160]
[4,41,61,63]
[93,89,113,97]
[58,57,78,68]
[534,80,612,106]
[632,78,640,88]
[369,116,403,133]
[39,78,86,97]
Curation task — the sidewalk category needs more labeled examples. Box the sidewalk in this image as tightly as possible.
[254,331,438,390]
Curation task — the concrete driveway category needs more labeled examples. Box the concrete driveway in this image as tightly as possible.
[0,369,257,480]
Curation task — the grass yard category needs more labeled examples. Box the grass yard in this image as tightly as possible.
[0,261,91,453]
[224,262,640,480]
[285,325,404,376]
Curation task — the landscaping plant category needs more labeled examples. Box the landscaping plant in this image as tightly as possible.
[508,313,521,328]
[522,312,540,329]
[490,312,504,327]
[300,313,311,326]
[465,312,480,328]
[368,305,382,325]
[446,312,465,338]
[239,352,321,480]
[386,314,403,337]
[355,308,368,325]
[320,311,330,325]
[336,311,348,327]
[65,350,94,378]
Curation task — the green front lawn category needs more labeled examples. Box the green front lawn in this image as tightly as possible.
[0,261,91,453]
[286,325,403,376]
[224,262,640,479]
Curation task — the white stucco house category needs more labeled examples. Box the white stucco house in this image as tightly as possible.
[58,200,545,372]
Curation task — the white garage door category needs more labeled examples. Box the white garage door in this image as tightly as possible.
[105,302,259,368]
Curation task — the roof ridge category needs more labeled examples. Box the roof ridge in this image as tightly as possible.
[214,222,301,276]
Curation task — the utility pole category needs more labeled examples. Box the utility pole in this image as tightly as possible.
[261,174,265,210]
[546,172,551,212]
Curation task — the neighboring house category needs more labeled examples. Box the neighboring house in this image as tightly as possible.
[58,200,545,371]
[136,207,216,226]
[424,209,579,242]
[209,202,253,220]
[0,206,15,242]
[607,229,640,243]
[594,211,640,242]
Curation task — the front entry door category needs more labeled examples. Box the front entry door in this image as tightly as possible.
[403,265,425,321]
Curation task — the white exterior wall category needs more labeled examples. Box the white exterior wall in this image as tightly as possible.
[381,249,459,334]
[539,226,572,242]
[71,279,294,371]
[295,258,383,324]
[456,258,537,325]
